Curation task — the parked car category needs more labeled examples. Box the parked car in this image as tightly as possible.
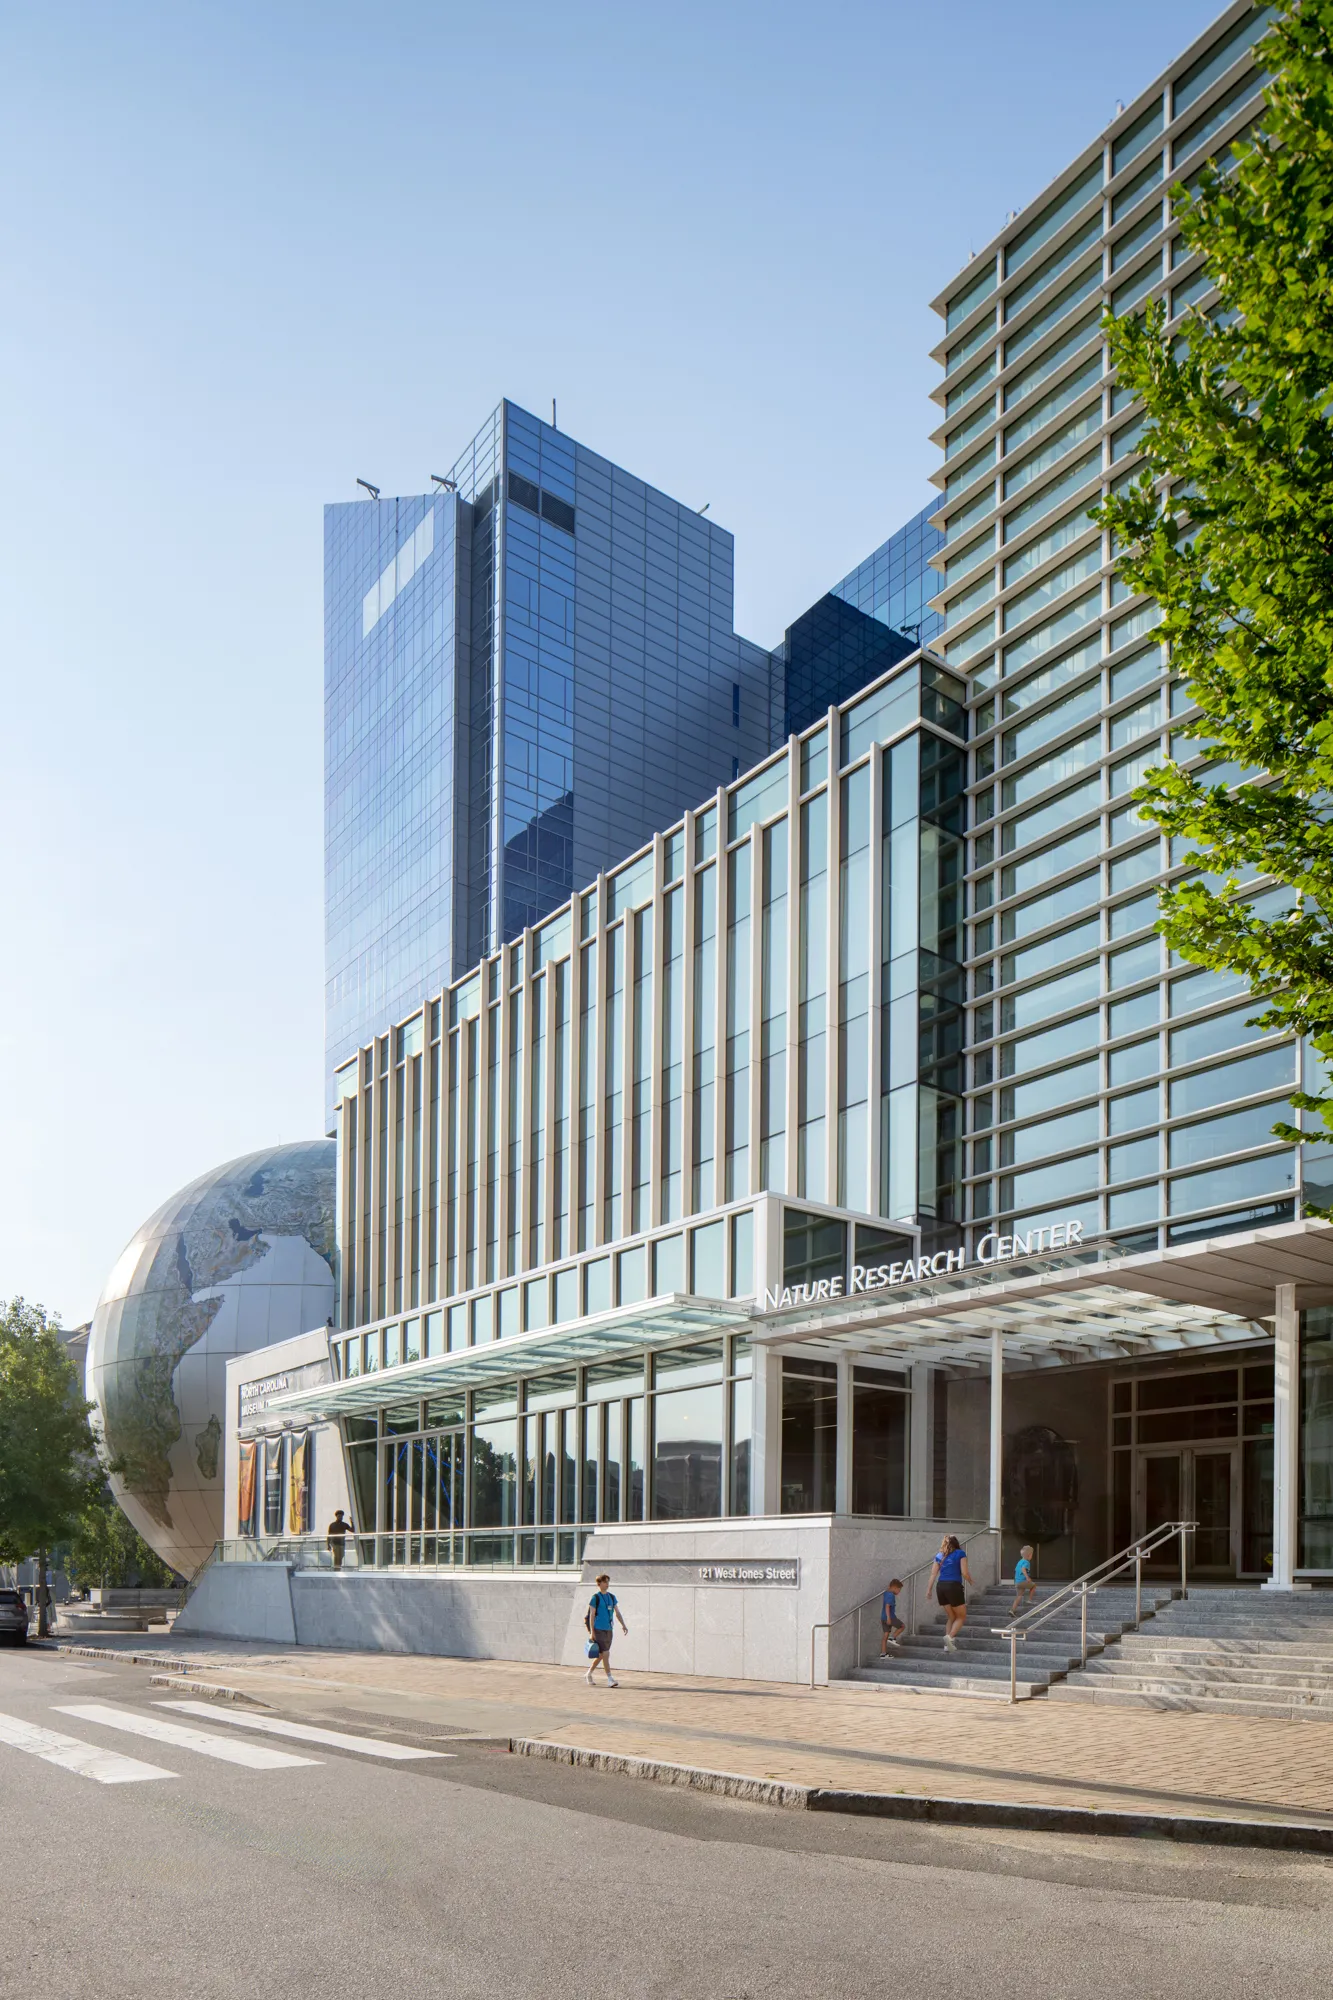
[0,1590,30,1645]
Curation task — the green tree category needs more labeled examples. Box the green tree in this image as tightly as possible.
[0,1299,97,1628]
[65,1483,177,1594]
[1097,1,1333,1184]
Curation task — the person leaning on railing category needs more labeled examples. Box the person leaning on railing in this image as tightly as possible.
[326,1509,350,1570]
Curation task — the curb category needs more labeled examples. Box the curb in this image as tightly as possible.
[510,1739,810,1809]
[147,1675,270,1707]
[54,1645,195,1672]
[508,1739,1333,1854]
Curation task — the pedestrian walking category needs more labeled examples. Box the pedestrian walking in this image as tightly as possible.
[927,1534,972,1652]
[1011,1544,1037,1616]
[584,1571,628,1686]
[326,1508,350,1570]
[880,1578,906,1654]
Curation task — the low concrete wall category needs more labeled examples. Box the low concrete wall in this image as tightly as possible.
[290,1572,575,1662]
[562,1516,993,1684]
[175,1562,297,1645]
[173,1514,995,1681]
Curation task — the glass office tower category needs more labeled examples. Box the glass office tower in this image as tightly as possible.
[779,502,944,741]
[326,401,778,1101]
[927,1,1301,1252]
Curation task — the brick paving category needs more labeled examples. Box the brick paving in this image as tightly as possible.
[53,1629,1333,1827]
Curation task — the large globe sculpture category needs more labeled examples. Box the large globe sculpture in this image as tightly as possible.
[87,1141,336,1576]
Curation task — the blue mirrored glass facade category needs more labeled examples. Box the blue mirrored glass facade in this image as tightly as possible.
[779,501,944,740]
[326,402,778,1102]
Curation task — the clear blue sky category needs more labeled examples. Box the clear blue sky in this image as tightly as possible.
[0,0,1224,1324]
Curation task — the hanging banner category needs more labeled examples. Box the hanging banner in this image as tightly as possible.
[287,1431,310,1535]
[237,1440,258,1537]
[263,1436,285,1535]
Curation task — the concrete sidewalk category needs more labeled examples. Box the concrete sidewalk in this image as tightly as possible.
[47,1627,1333,1830]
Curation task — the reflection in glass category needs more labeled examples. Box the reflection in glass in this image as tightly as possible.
[651,1383,724,1519]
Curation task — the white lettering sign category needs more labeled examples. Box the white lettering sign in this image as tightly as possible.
[759,1216,1084,1313]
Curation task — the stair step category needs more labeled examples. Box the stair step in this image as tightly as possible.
[868,1648,1056,1680]
[851,1668,1045,1699]
[1113,1647,1333,1672]
[1048,1682,1333,1719]
[1078,1659,1333,1695]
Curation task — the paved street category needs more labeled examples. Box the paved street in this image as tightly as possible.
[49,1625,1333,1828]
[4,1647,1333,1998]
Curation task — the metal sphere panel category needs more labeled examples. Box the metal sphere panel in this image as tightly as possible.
[87,1141,335,1575]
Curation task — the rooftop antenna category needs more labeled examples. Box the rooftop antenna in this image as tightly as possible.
[1115,98,1125,115]
[697,502,710,515]
[552,397,558,429]
[356,478,380,501]
[430,473,457,491]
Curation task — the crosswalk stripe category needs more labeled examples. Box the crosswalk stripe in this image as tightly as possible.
[0,1708,170,1785]
[53,1703,320,1770]
[156,1700,451,1761]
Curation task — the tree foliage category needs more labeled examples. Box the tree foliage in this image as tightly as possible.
[1097,1,1333,1185]
[64,1482,177,1593]
[0,1299,97,1565]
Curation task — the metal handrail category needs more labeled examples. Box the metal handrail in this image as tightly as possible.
[809,1527,1000,1689]
[991,1518,1196,1704]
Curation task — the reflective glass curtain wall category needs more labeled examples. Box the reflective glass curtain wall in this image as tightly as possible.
[333,653,968,1338]
[929,4,1298,1253]
[327,401,779,1119]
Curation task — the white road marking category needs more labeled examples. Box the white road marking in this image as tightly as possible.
[0,1709,170,1785]
[156,1700,451,1761]
[53,1703,320,1770]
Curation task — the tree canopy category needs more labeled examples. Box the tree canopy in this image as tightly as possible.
[1098,0,1333,1183]
[64,1481,177,1593]
[0,1299,96,1566]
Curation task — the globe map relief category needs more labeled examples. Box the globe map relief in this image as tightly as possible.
[87,1141,336,1576]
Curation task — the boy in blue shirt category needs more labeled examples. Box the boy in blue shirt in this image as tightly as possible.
[584,1571,629,1686]
[1011,1545,1037,1616]
[880,1578,905,1654]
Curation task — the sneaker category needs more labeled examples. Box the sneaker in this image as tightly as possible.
[944,1635,957,1652]
[606,1676,618,1687]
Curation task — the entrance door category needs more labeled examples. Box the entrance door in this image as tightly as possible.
[1135,1447,1239,1575]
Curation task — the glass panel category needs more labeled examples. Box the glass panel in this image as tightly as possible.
[1300,1306,1333,1567]
[650,1382,724,1520]
[1142,1451,1181,1528]
[691,1219,726,1296]
[552,1266,579,1323]
[655,1340,724,1388]
[1193,1450,1234,1569]
[730,1377,753,1515]
[470,1419,518,1528]
[617,1244,647,1305]
[584,1256,612,1315]
[653,1233,684,1295]
[851,1377,909,1516]
[780,1363,838,1513]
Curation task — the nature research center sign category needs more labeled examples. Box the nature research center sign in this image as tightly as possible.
[759,1216,1086,1313]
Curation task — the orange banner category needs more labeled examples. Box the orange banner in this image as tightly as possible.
[237,1440,257,1535]
[287,1431,309,1535]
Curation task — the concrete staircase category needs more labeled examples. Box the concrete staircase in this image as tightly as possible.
[848,1582,1176,1701]
[1048,1587,1333,1719]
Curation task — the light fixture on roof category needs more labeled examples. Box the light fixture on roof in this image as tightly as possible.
[356,479,381,500]
[431,474,457,492]
[697,502,710,516]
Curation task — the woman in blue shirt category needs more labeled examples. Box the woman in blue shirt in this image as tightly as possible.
[927,1535,973,1653]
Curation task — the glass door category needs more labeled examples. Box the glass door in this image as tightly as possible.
[1191,1448,1237,1573]
[1135,1446,1237,1575]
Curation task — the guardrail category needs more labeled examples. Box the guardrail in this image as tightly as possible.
[991,1519,1196,1703]
[809,1527,1001,1689]
[213,1528,596,1572]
